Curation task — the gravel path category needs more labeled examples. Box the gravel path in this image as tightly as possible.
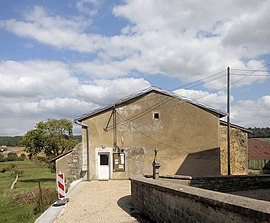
[54,180,151,223]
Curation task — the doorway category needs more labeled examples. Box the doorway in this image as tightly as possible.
[98,153,110,180]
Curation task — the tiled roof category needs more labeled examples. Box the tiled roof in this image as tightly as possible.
[248,139,270,160]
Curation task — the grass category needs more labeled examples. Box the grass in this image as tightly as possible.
[0,160,57,223]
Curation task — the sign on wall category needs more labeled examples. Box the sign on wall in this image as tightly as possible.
[113,153,125,172]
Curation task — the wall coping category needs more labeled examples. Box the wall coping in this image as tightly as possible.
[145,174,270,180]
[130,176,270,218]
[190,174,270,180]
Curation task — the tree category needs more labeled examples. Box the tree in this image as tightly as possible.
[22,119,78,159]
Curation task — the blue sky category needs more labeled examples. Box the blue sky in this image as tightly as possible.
[0,0,269,135]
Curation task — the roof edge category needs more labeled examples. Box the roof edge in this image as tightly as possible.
[75,86,227,122]
[220,120,252,133]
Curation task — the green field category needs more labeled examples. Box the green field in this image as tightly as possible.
[0,160,57,223]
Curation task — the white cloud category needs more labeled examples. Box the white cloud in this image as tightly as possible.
[73,0,270,84]
[0,59,150,135]
[0,60,78,98]
[231,96,270,127]
[1,2,270,85]
[222,1,270,57]
[76,0,100,17]
[76,78,150,104]
[0,6,104,52]
[37,98,97,117]
[173,89,228,110]
[0,1,270,135]
[173,88,270,128]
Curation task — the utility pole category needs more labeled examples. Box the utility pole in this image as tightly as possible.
[227,67,231,175]
[112,106,118,151]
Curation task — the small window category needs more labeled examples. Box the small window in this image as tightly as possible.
[100,154,109,165]
[153,112,160,120]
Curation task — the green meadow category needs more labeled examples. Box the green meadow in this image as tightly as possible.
[0,160,57,223]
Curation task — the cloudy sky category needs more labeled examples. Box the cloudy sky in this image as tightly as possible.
[0,0,269,136]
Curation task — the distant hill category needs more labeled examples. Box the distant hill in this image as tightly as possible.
[248,127,270,138]
[0,135,82,146]
[0,136,23,147]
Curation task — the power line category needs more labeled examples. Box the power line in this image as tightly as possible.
[229,63,270,86]
[231,73,270,77]
[169,70,226,91]
[104,64,270,131]
[177,73,226,91]
[106,95,172,130]
[231,68,270,73]
[105,70,227,130]
[104,65,269,149]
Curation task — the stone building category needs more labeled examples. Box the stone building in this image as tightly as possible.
[51,143,83,180]
[67,87,249,180]
[219,121,250,175]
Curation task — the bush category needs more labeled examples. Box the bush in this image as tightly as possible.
[20,154,26,160]
[49,163,56,173]
[7,152,18,161]
[10,187,57,214]
[0,153,5,162]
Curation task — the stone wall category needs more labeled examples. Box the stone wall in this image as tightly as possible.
[131,176,270,223]
[189,174,270,192]
[156,174,270,192]
[219,124,248,175]
[67,143,83,179]
[56,143,83,181]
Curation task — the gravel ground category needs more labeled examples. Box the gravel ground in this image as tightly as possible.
[54,180,152,223]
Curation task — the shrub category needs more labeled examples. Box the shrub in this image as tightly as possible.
[0,153,5,162]
[7,152,18,161]
[10,187,57,214]
[49,163,56,173]
[20,154,26,160]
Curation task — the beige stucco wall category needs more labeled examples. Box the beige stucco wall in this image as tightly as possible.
[82,91,221,179]
[219,125,248,175]
[56,153,71,177]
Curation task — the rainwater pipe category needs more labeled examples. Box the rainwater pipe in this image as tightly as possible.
[75,120,90,181]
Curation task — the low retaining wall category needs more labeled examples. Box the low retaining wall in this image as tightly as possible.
[131,176,270,223]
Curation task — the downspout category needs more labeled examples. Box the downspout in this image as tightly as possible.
[75,120,90,181]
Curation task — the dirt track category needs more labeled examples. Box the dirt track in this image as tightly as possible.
[54,180,151,223]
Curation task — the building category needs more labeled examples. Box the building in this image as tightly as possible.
[219,120,250,175]
[71,87,249,180]
[248,138,270,173]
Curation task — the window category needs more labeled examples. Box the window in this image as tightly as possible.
[153,112,160,120]
[100,154,109,165]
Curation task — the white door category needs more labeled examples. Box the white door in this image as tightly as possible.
[98,153,110,180]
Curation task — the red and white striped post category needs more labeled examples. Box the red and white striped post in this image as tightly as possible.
[57,172,65,199]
